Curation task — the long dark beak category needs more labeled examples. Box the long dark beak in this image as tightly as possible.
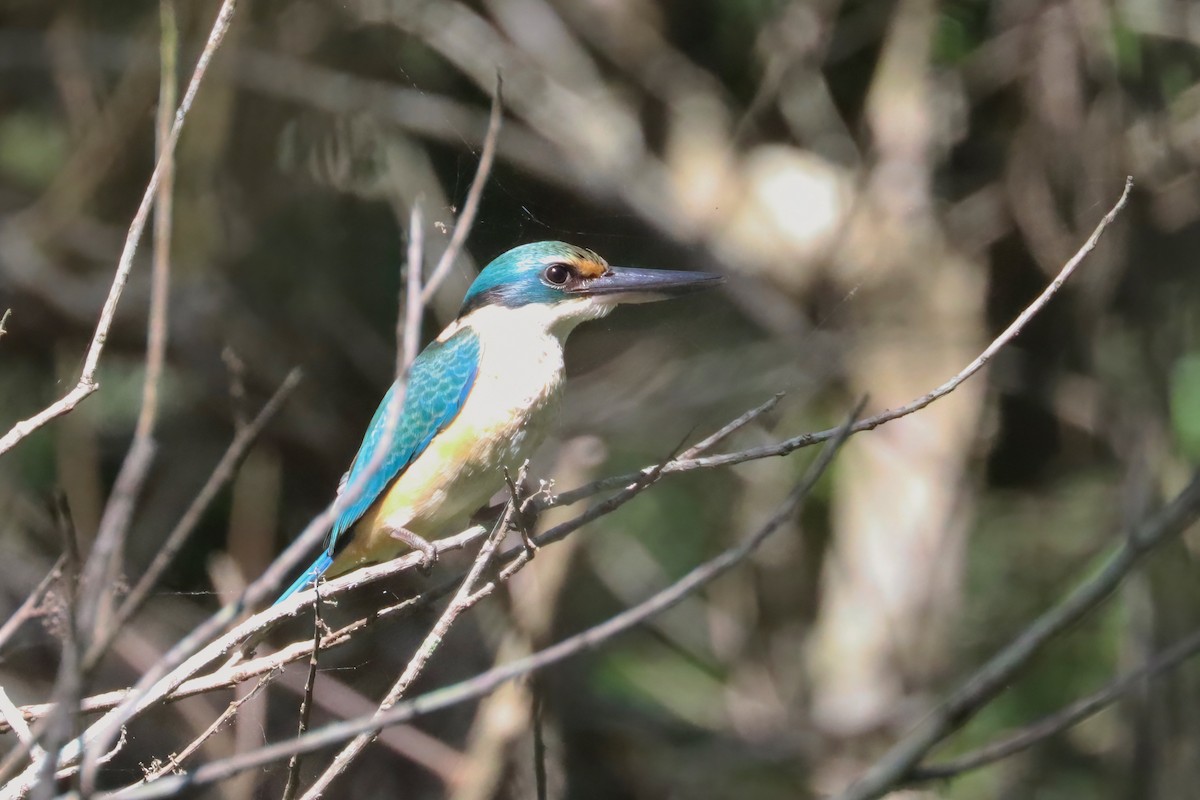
[571,266,724,303]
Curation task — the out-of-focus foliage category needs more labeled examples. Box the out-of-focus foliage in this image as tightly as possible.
[1171,353,1200,460]
[1,1,1199,798]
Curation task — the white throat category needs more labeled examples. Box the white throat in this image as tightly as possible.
[438,296,616,345]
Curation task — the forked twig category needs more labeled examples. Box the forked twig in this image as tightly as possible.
[547,178,1135,510]
[3,440,682,738]
[297,463,530,798]
[100,402,861,799]
[136,671,277,784]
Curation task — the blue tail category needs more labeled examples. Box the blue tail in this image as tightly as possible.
[274,550,334,606]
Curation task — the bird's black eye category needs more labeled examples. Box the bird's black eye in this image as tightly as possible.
[543,263,572,286]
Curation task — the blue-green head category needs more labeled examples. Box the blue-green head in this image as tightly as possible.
[458,241,722,319]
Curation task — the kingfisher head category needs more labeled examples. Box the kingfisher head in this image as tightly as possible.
[458,242,722,332]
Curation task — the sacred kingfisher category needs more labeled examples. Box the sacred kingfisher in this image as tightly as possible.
[276,241,722,604]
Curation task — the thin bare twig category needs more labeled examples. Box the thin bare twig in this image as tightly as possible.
[678,392,783,460]
[532,685,547,800]
[7,450,677,736]
[281,596,323,800]
[236,394,790,648]
[137,670,278,784]
[31,501,84,800]
[401,204,426,373]
[420,78,502,305]
[546,177,1135,511]
[5,325,315,790]
[1,390,858,740]
[298,463,530,798]
[396,78,499,380]
[0,556,64,654]
[0,0,238,458]
[504,458,539,556]
[9,32,492,800]
[906,625,1200,782]
[0,539,75,785]
[82,369,302,671]
[99,402,860,799]
[835,470,1200,800]
[82,0,179,642]
[61,373,408,783]
[76,438,156,657]
[145,0,177,449]
[32,88,430,786]
[52,79,501,794]
[70,0,178,680]
[79,0,180,657]
[1,524,490,737]
[276,670,466,787]
[509,435,682,565]
[0,691,42,762]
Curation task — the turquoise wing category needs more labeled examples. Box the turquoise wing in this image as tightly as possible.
[274,326,480,606]
[329,327,481,554]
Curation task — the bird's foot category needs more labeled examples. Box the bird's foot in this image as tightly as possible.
[386,525,438,575]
